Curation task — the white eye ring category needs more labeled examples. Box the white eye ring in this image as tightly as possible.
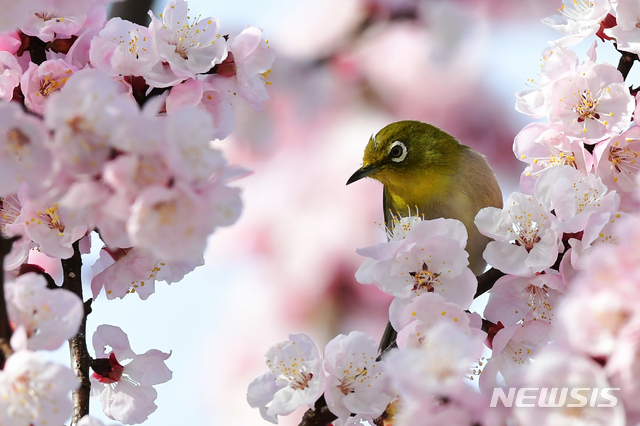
[389,141,407,163]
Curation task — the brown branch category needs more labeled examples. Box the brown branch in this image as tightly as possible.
[61,241,91,426]
[616,45,638,82]
[0,234,20,367]
[109,0,155,25]
[473,267,506,299]
[299,396,337,426]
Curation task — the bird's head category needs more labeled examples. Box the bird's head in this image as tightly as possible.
[347,121,464,193]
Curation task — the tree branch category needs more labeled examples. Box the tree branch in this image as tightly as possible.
[299,396,337,426]
[62,241,91,426]
[0,234,19,367]
[616,46,638,82]
[474,267,506,299]
[109,0,155,25]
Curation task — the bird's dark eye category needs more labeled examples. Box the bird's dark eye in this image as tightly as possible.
[389,141,407,163]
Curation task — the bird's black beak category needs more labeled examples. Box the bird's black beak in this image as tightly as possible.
[346,165,379,185]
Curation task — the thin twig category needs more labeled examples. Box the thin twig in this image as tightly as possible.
[0,234,20,367]
[62,241,91,426]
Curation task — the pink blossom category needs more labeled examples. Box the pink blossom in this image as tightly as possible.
[64,4,109,69]
[164,106,228,182]
[57,179,132,249]
[390,292,483,350]
[0,3,44,32]
[89,17,160,78]
[45,68,138,177]
[385,322,484,394]
[0,350,78,426]
[126,183,219,262]
[513,122,592,194]
[323,331,392,425]
[594,125,640,196]
[247,333,325,423]
[479,320,550,392]
[606,334,640,414]
[605,0,640,55]
[7,193,87,259]
[534,165,619,234]
[227,25,275,111]
[542,0,612,46]
[0,194,32,270]
[91,246,203,300]
[20,58,77,115]
[165,77,234,140]
[514,346,624,426]
[102,152,172,199]
[91,325,172,425]
[20,0,102,42]
[393,384,495,426]
[475,192,560,276]
[356,218,476,309]
[148,0,227,79]
[0,102,52,198]
[546,60,633,139]
[0,51,21,101]
[0,31,21,53]
[561,281,639,357]
[515,46,579,118]
[484,272,564,326]
[5,272,83,350]
[567,211,625,270]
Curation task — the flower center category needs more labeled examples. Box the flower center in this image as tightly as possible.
[558,0,595,19]
[0,195,22,235]
[511,221,541,252]
[609,144,640,183]
[92,353,125,384]
[525,284,553,322]
[170,14,216,60]
[38,74,69,97]
[572,89,601,121]
[34,11,63,22]
[338,367,369,395]
[24,204,66,235]
[122,30,148,59]
[154,201,177,225]
[6,128,31,159]
[410,262,440,293]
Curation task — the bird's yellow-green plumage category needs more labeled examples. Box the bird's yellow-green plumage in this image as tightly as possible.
[348,120,503,276]
[348,120,503,353]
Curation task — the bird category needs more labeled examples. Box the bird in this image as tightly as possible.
[346,120,503,353]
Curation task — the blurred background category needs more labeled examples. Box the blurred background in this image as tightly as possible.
[43,0,630,424]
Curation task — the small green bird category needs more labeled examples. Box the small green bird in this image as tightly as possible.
[347,120,503,351]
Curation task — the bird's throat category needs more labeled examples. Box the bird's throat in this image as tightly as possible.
[381,171,452,216]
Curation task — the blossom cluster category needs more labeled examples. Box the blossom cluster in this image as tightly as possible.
[0,0,273,425]
[1,0,273,300]
[247,217,490,424]
[248,1,640,424]
[247,331,394,425]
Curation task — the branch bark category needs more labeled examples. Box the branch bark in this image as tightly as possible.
[616,46,638,82]
[109,0,155,25]
[0,234,19,367]
[62,241,92,426]
[474,267,506,299]
[299,396,337,426]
